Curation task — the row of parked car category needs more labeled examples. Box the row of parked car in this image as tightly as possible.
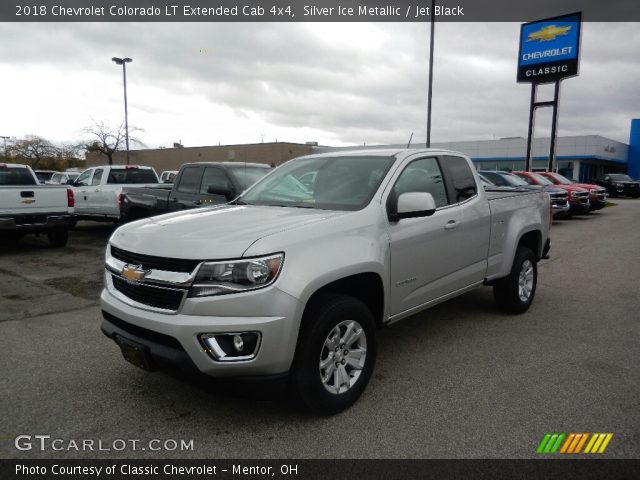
[478,170,640,219]
[2,159,640,248]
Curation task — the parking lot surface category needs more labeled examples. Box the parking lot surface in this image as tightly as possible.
[1,200,639,459]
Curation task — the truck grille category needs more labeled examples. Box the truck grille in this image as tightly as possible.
[575,191,589,203]
[549,192,568,205]
[110,246,201,273]
[112,275,185,311]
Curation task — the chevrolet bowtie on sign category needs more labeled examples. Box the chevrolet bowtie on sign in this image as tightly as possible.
[537,433,614,454]
[517,12,582,83]
[121,264,148,282]
[527,25,572,42]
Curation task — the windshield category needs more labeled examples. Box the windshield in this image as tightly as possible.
[481,171,529,187]
[530,173,553,185]
[227,166,271,190]
[107,168,158,184]
[239,155,395,211]
[547,173,573,185]
[35,171,54,182]
[609,174,633,182]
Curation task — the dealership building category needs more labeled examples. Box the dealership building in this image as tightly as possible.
[87,120,640,181]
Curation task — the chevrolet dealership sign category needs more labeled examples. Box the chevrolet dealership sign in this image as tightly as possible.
[517,12,582,83]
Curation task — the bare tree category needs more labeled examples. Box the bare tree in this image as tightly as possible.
[82,120,143,165]
[10,135,57,169]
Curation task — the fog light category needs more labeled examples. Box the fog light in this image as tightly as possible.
[233,335,244,352]
[200,332,261,362]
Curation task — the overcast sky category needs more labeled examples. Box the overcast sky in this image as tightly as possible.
[0,22,638,149]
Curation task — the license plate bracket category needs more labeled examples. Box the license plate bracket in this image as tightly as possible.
[117,336,154,371]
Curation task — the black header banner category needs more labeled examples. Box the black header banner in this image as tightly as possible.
[2,0,640,22]
[2,459,640,480]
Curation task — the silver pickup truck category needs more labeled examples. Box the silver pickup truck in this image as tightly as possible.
[0,163,74,247]
[101,149,551,414]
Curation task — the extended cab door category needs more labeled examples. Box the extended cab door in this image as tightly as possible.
[198,166,235,206]
[72,168,94,214]
[88,167,106,214]
[168,165,204,210]
[387,155,488,316]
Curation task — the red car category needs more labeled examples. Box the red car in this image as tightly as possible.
[537,172,607,211]
[513,171,590,215]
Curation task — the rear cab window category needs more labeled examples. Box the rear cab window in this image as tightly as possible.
[0,166,37,185]
[176,167,202,193]
[440,156,477,204]
[107,168,158,184]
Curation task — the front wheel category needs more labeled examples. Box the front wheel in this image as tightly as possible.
[290,294,376,415]
[493,246,537,314]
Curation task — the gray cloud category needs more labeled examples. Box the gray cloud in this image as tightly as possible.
[0,21,637,147]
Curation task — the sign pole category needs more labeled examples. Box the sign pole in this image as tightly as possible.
[525,83,536,172]
[547,80,561,172]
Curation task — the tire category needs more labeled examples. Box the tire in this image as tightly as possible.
[47,229,69,248]
[290,293,377,415]
[493,246,537,314]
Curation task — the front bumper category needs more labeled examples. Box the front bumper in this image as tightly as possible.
[569,200,590,214]
[552,201,570,218]
[100,281,303,378]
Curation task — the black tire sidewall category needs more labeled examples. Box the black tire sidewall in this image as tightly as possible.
[494,247,537,313]
[47,229,68,248]
[292,294,377,415]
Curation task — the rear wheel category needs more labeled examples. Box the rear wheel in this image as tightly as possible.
[493,246,537,314]
[290,294,376,415]
[47,229,68,248]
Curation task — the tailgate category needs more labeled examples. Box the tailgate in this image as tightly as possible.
[0,186,70,215]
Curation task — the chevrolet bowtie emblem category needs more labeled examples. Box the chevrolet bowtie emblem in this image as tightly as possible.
[20,199,36,204]
[121,264,148,282]
[527,25,571,42]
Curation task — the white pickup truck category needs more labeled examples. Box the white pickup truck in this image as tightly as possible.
[101,149,551,414]
[0,163,74,247]
[71,165,159,222]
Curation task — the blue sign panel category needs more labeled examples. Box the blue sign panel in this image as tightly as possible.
[517,12,581,83]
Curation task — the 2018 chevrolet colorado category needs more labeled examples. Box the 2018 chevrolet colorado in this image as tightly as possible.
[101,149,551,414]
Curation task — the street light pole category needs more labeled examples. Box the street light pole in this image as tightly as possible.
[426,0,436,148]
[112,57,133,165]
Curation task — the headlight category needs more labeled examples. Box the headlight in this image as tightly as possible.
[189,253,284,297]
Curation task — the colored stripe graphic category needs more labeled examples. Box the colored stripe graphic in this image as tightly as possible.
[585,433,614,453]
[537,433,613,454]
[537,433,565,454]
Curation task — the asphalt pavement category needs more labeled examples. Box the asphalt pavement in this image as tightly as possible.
[1,200,639,459]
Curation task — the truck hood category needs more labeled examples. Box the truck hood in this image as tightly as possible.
[572,183,602,191]
[110,205,347,260]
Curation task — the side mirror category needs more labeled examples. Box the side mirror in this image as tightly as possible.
[66,179,76,186]
[207,184,234,200]
[391,192,437,221]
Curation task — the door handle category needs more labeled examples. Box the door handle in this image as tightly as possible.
[444,220,458,230]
